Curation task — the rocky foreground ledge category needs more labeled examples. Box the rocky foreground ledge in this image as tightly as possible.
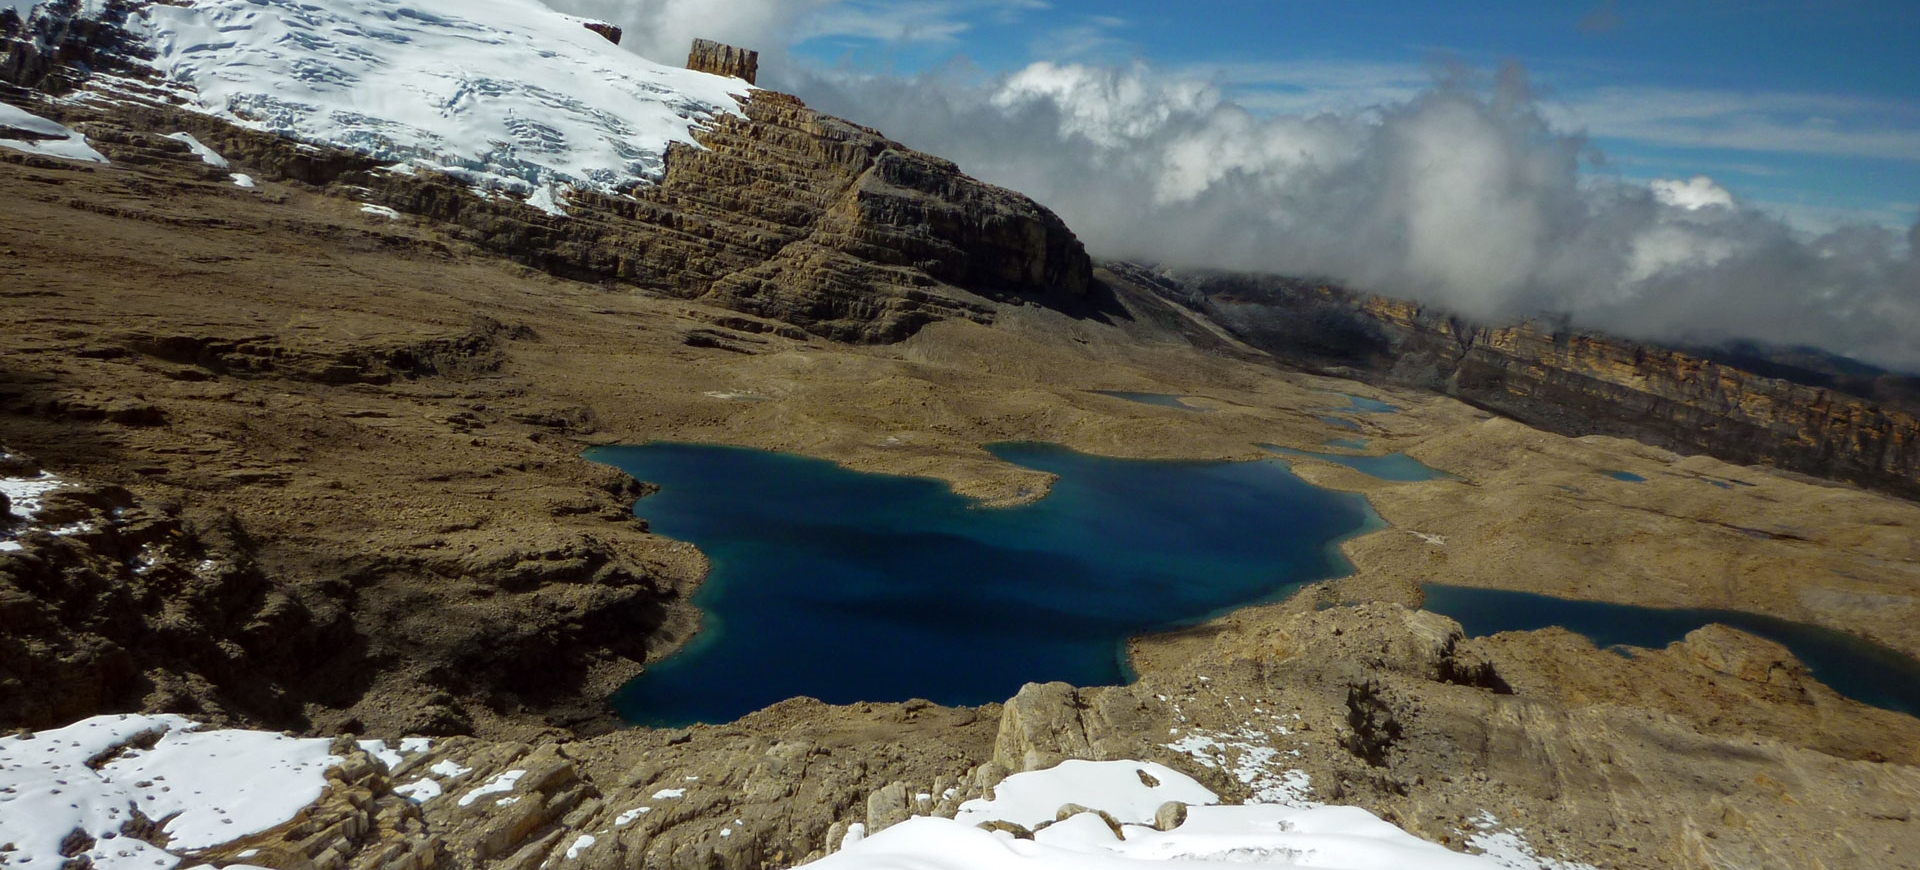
[6,589,1916,870]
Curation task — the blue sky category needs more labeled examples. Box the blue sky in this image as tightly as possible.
[779,0,1919,231]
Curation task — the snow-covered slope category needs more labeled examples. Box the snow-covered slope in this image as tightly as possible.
[100,0,748,204]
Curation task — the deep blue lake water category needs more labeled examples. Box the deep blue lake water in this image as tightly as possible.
[587,442,1379,726]
[1421,584,1920,717]
[1260,445,1457,483]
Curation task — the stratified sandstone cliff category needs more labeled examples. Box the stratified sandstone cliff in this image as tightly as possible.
[319,87,1092,343]
[1125,267,1920,500]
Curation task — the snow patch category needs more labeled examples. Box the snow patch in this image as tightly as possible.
[954,760,1216,829]
[651,787,687,800]
[614,806,650,826]
[1165,727,1319,807]
[360,204,402,220]
[395,778,443,803]
[2,471,69,519]
[0,102,109,164]
[458,769,525,807]
[165,132,229,168]
[230,173,256,188]
[1466,812,1599,870]
[430,759,473,778]
[526,184,569,217]
[565,834,596,859]
[0,714,339,870]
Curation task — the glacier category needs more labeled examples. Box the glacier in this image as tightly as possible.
[90,0,750,205]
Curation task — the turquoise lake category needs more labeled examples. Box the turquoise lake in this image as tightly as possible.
[1422,584,1920,718]
[588,442,1378,726]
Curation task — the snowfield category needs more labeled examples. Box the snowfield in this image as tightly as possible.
[131,0,751,207]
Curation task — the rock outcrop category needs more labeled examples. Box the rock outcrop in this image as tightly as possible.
[1130,267,1920,500]
[687,38,757,84]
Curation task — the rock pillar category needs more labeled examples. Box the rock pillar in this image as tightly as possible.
[687,38,758,84]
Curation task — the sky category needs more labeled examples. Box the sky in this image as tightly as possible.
[532,0,1920,369]
[11,0,1919,368]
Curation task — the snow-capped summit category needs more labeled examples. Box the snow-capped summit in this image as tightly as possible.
[69,0,750,204]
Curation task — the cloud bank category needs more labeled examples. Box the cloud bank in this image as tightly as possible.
[540,0,1920,372]
[795,62,1920,370]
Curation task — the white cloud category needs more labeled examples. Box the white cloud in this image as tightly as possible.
[792,60,1920,370]
[1650,176,1735,210]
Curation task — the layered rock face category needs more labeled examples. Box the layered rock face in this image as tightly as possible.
[687,38,757,83]
[467,90,1095,343]
[351,88,1093,343]
[1147,268,1920,500]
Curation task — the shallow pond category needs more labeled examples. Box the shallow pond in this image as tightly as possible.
[1092,390,1211,411]
[1421,584,1920,717]
[1260,445,1456,483]
[1328,393,1400,414]
[587,442,1379,726]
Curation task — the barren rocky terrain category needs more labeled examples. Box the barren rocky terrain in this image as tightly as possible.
[4,21,1920,868]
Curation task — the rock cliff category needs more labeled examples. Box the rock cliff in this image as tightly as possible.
[1,5,1092,345]
[1135,267,1920,500]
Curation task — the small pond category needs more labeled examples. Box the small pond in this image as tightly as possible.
[1093,390,1211,412]
[1607,471,1648,482]
[1421,584,1920,717]
[1329,393,1400,414]
[589,442,1380,726]
[1260,445,1456,483]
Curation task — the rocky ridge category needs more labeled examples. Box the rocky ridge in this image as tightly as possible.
[1128,267,1920,500]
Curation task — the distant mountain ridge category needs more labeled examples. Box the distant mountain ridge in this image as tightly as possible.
[1105,263,1920,501]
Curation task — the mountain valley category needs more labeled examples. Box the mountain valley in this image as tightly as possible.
[4,2,1920,869]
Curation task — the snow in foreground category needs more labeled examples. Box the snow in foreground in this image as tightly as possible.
[813,760,1590,870]
[132,0,749,206]
[0,714,338,870]
[0,102,109,163]
[1,466,91,552]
